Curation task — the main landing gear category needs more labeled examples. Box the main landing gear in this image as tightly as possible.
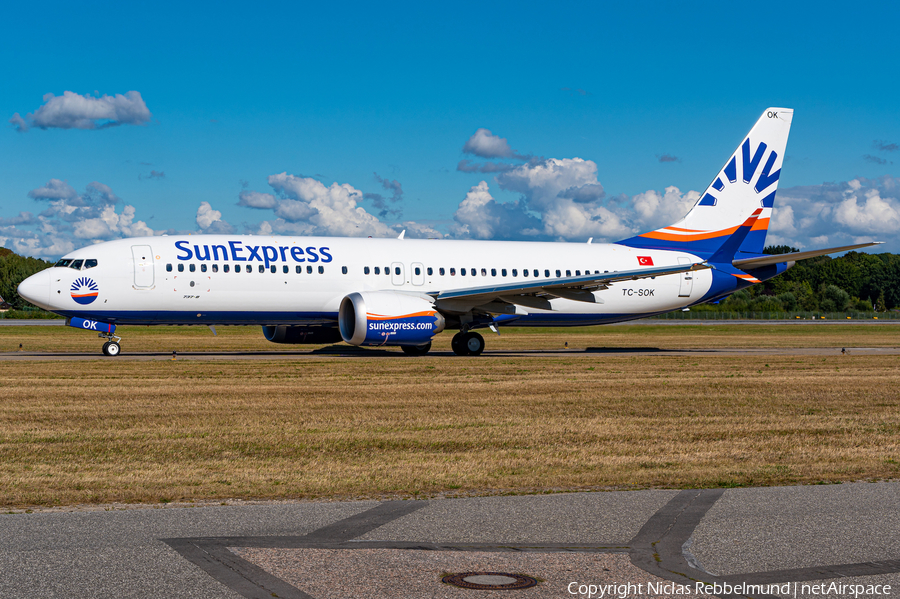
[451,331,485,356]
[100,332,122,357]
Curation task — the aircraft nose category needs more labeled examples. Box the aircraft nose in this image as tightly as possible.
[17,269,51,310]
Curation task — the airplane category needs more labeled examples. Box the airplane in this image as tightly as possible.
[17,107,881,357]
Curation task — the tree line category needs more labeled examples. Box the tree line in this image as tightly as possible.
[1,245,898,316]
[0,248,55,313]
[698,246,899,313]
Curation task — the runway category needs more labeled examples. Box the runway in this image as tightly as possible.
[1,484,898,598]
[2,345,900,360]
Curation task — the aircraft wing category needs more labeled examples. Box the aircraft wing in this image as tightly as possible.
[432,261,709,313]
[732,242,883,269]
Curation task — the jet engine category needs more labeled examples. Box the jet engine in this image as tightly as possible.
[339,291,445,347]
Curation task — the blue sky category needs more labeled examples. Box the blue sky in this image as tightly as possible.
[2,1,899,258]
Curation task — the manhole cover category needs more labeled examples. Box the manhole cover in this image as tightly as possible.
[442,571,539,590]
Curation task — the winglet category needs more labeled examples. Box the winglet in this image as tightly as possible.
[397,230,406,240]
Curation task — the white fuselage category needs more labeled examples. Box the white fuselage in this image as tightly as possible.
[24,235,710,327]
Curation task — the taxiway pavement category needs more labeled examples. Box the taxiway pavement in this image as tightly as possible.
[1,483,898,598]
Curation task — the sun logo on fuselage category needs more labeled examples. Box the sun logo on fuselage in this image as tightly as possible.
[70,277,99,305]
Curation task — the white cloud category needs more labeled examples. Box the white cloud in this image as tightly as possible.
[3,180,155,258]
[28,179,78,201]
[463,128,515,159]
[834,187,900,234]
[239,173,442,239]
[771,176,899,249]
[11,91,152,131]
[451,181,541,239]
[238,190,277,209]
[196,201,229,232]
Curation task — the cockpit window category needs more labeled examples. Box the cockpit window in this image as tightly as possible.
[83,259,98,269]
[54,259,73,268]
[70,259,84,270]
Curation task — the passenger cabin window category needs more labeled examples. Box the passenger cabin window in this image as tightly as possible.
[364,266,370,275]
[439,267,445,276]
[270,265,276,273]
[533,270,538,277]
[523,269,528,277]
[575,270,581,276]
[246,265,252,273]
[258,265,264,273]
[189,264,196,272]
[166,264,173,272]
[283,265,289,274]
[545,269,550,278]
[450,268,456,276]
[491,268,496,276]
[384,266,389,274]
[223,264,230,273]
[307,265,313,274]
[201,264,207,272]
[318,266,324,274]
[84,259,98,269]
[460,268,466,276]
[212,264,218,273]
[414,266,421,275]
[342,266,348,274]
[394,267,401,275]
[512,269,518,277]
[178,264,184,272]
[374,267,380,275]
[556,269,561,277]
[481,268,487,276]
[297,265,303,274]
[427,267,433,276]
[502,269,507,277]
[566,270,571,277]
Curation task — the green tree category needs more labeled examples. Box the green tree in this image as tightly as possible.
[0,249,54,310]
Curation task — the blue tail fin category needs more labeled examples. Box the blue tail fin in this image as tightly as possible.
[618,107,793,258]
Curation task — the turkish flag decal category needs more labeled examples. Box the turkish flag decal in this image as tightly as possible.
[637,256,654,266]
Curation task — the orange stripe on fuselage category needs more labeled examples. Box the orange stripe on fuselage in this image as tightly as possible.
[366,311,436,320]
[71,292,99,298]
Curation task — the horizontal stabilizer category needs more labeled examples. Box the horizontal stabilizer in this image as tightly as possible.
[732,242,883,269]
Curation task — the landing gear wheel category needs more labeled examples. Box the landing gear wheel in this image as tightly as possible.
[451,333,466,356]
[401,342,432,356]
[462,332,485,356]
[102,341,121,356]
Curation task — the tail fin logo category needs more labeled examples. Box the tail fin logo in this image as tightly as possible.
[699,138,780,208]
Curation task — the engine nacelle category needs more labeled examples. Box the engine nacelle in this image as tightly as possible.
[339,291,445,347]
[262,325,344,344]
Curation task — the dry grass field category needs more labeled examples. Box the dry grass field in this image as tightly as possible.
[0,324,898,508]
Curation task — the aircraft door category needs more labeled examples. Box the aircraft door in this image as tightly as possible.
[391,262,404,286]
[677,256,693,297]
[132,245,155,288]
[411,262,425,286]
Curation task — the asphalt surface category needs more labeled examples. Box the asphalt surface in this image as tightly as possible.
[2,346,899,361]
[1,484,898,598]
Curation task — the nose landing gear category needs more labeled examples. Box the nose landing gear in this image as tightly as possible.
[100,332,122,356]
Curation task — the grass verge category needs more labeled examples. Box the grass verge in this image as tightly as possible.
[1,340,898,507]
